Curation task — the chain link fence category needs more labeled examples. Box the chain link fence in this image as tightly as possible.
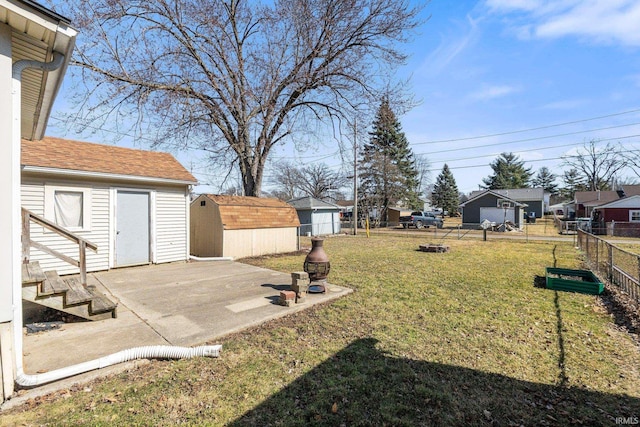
[577,229,640,303]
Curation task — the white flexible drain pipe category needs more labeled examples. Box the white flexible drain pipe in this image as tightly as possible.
[16,344,222,387]
[189,255,234,262]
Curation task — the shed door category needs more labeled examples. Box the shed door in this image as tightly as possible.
[116,190,150,267]
[480,207,515,224]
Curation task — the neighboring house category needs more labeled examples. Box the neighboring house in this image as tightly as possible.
[468,188,547,218]
[1,0,78,402]
[21,137,197,274]
[592,195,640,222]
[335,199,353,219]
[190,194,300,259]
[459,190,527,228]
[288,196,341,236]
[591,195,640,236]
[571,190,620,219]
[566,186,640,219]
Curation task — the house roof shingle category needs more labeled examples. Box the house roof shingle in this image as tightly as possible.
[574,191,619,206]
[203,194,300,230]
[459,189,527,207]
[469,188,544,201]
[21,137,197,183]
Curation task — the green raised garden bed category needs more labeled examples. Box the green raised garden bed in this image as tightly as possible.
[545,267,604,295]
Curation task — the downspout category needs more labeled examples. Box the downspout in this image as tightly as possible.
[12,53,222,389]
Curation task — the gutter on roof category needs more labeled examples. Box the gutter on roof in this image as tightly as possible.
[16,0,71,24]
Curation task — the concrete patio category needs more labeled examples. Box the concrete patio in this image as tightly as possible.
[8,260,351,408]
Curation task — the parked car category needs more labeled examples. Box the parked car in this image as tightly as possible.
[399,211,443,229]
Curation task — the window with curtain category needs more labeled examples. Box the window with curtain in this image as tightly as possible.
[53,190,84,227]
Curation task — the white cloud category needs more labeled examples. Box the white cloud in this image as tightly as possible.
[418,15,480,76]
[470,84,520,101]
[485,0,640,47]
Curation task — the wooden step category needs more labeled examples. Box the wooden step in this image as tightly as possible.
[22,261,46,285]
[22,266,117,321]
[88,288,118,316]
[42,270,68,295]
[63,277,93,305]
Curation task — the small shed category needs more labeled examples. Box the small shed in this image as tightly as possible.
[459,190,527,228]
[190,195,300,259]
[387,207,412,226]
[288,196,341,236]
[21,137,197,274]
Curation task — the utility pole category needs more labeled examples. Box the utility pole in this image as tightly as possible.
[353,118,358,236]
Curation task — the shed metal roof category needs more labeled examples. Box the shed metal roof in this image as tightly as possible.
[288,196,340,210]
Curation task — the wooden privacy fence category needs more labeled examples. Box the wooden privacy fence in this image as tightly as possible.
[22,208,98,286]
[577,229,640,302]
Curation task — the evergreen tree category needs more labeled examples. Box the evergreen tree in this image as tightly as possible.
[559,168,587,201]
[359,99,421,223]
[531,166,558,195]
[482,152,533,189]
[431,164,459,217]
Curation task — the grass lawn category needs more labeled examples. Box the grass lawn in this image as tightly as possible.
[2,236,640,426]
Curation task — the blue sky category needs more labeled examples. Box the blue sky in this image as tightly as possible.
[398,0,640,193]
[45,0,640,195]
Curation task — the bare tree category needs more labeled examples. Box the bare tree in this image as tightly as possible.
[622,148,640,182]
[271,161,347,200]
[57,0,422,196]
[562,140,627,191]
[271,161,302,201]
[297,163,348,200]
[414,155,432,199]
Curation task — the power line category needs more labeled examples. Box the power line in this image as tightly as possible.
[413,122,640,153]
[423,133,640,165]
[427,145,640,173]
[414,107,640,145]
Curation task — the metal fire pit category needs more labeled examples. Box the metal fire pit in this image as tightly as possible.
[303,238,330,293]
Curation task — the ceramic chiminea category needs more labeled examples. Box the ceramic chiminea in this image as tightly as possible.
[303,237,330,293]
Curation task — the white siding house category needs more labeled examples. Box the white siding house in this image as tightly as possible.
[21,137,197,275]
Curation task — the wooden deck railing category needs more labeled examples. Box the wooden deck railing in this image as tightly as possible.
[21,208,98,286]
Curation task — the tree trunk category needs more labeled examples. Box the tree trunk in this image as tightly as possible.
[239,154,265,197]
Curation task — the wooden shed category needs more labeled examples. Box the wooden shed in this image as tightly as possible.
[190,195,300,259]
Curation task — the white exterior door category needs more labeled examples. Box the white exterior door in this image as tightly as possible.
[480,207,515,224]
[116,190,150,267]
